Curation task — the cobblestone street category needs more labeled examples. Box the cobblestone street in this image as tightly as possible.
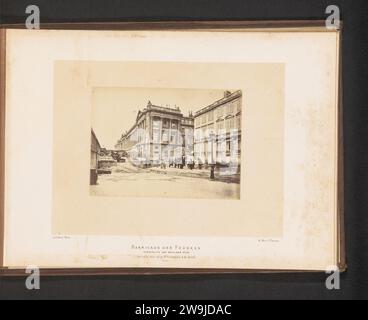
[90,162,240,199]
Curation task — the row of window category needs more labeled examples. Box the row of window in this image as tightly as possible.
[182,118,194,126]
[153,117,193,128]
[155,118,179,129]
[194,99,241,127]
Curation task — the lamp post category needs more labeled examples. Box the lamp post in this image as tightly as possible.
[209,132,215,180]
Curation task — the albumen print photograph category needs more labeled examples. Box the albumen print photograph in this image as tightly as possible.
[90,88,242,200]
[52,61,283,237]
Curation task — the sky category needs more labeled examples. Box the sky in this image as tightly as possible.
[91,87,229,149]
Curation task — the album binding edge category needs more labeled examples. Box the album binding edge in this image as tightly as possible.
[0,28,6,271]
[0,21,345,276]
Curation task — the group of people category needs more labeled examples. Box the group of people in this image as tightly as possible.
[160,155,195,170]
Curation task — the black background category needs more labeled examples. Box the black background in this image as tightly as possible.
[0,0,367,300]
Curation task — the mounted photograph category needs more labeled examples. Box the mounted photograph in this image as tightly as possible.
[0,25,343,273]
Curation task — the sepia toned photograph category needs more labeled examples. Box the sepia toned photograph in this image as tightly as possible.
[0,0,357,300]
[90,88,242,200]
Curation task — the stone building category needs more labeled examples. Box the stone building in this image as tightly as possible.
[115,101,194,166]
[90,129,101,185]
[193,90,242,171]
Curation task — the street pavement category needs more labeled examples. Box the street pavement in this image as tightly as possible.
[90,162,240,200]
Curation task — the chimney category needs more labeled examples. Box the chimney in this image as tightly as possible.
[224,90,231,98]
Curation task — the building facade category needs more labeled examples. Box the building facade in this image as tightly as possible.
[115,101,194,166]
[193,90,242,172]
